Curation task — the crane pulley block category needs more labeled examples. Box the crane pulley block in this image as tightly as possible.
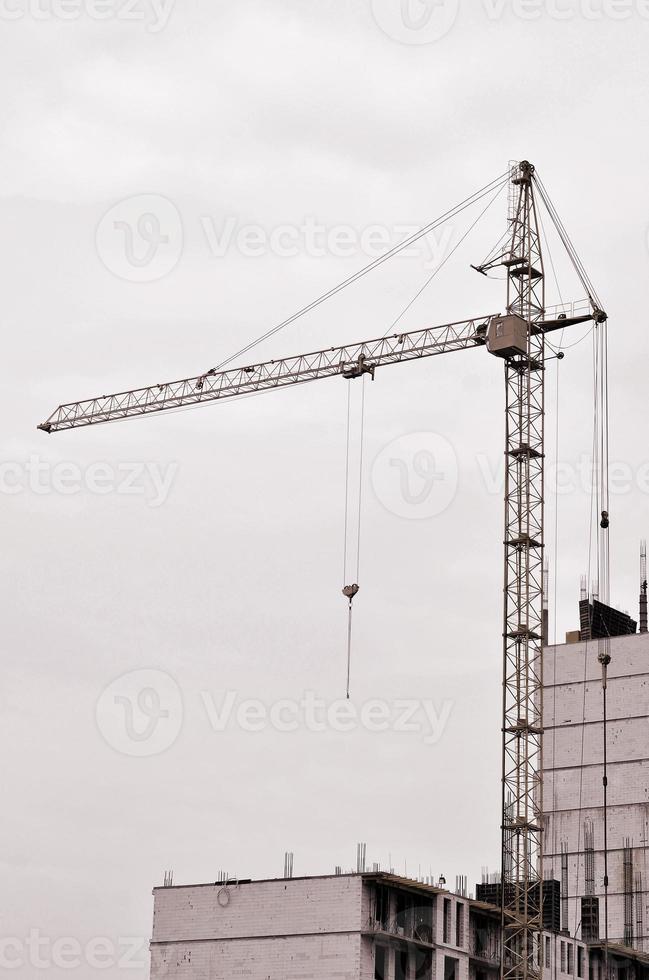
[341,356,375,381]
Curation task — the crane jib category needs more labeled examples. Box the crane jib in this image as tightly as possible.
[37,315,493,433]
[37,311,598,434]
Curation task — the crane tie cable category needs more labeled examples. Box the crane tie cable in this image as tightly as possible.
[205,171,511,375]
[532,173,605,316]
[342,376,367,698]
[381,179,508,339]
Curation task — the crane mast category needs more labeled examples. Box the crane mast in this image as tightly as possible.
[640,541,648,635]
[500,161,545,980]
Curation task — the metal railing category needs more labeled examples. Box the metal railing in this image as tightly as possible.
[364,916,435,948]
[469,936,501,965]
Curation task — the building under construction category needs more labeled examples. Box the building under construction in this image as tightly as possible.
[148,870,649,980]
[146,589,649,979]
[543,620,649,951]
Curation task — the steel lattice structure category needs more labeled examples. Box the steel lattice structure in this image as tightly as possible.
[500,161,546,980]
[38,317,492,433]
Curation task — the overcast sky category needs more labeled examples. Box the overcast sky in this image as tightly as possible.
[3,0,649,976]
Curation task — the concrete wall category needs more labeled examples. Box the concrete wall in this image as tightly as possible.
[542,633,649,949]
[150,876,363,980]
[542,931,591,980]
[151,934,362,979]
[435,893,471,980]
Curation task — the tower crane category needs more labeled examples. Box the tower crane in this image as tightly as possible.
[39,161,606,980]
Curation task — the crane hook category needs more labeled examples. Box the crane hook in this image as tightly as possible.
[343,584,360,603]
[342,585,360,700]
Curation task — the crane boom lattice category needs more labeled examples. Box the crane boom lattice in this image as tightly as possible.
[38,318,492,433]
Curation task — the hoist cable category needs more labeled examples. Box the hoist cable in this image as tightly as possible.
[342,376,368,698]
[356,376,367,583]
[574,339,599,913]
[599,319,611,602]
[207,171,511,373]
[574,318,611,937]
[590,318,611,603]
[553,359,561,647]
[570,328,598,934]
[585,310,612,976]
[343,383,352,587]
[592,327,602,597]
[346,602,353,701]
[551,356,561,888]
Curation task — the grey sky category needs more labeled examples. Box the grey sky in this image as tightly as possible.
[2,1,649,976]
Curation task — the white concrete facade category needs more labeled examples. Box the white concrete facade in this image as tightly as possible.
[151,875,364,978]
[543,632,649,950]
[149,873,613,980]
